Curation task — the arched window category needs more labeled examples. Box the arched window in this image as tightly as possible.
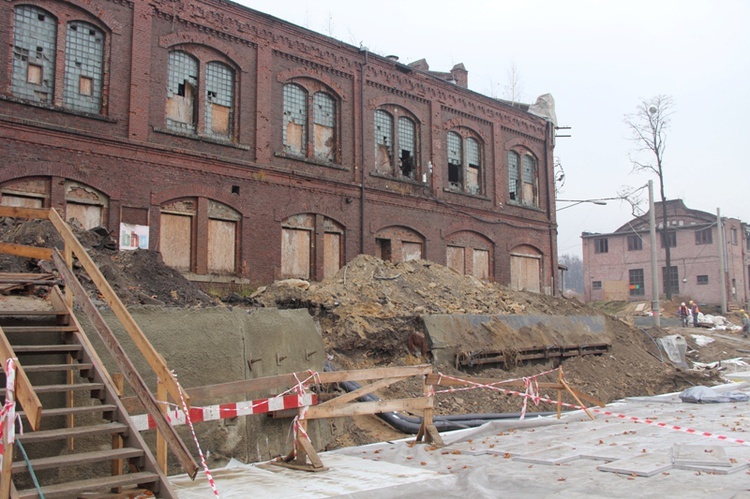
[166,51,199,132]
[12,6,57,104]
[508,150,538,207]
[205,62,235,138]
[282,82,338,162]
[374,107,419,180]
[448,131,482,194]
[64,21,104,113]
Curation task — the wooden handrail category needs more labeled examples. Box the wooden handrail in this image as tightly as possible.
[0,328,42,431]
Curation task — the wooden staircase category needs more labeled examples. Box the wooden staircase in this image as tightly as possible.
[0,206,199,498]
[1,284,175,498]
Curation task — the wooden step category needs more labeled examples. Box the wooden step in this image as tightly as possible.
[22,362,93,373]
[17,422,129,444]
[12,446,145,473]
[1,325,78,333]
[14,471,160,499]
[0,310,66,317]
[19,403,117,420]
[11,382,104,395]
[10,344,83,354]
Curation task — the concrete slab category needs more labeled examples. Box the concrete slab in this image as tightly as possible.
[596,450,674,477]
[512,444,583,465]
[171,454,455,498]
[673,444,731,468]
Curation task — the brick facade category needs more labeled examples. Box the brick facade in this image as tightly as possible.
[0,0,558,291]
[582,199,748,308]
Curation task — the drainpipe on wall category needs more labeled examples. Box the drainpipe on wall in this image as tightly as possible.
[359,48,368,255]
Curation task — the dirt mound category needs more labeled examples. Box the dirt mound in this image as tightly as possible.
[0,217,217,307]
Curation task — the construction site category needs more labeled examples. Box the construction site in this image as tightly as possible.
[0,206,749,497]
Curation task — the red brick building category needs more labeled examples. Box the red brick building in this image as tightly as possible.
[582,200,748,308]
[0,0,559,292]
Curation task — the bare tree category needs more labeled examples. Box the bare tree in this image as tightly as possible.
[624,95,675,299]
[503,62,524,106]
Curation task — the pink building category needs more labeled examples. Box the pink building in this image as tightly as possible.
[582,200,748,308]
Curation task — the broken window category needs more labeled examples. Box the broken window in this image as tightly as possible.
[447,132,462,188]
[629,269,645,296]
[521,155,537,207]
[313,92,335,161]
[283,83,307,155]
[374,110,393,174]
[64,21,104,113]
[508,151,520,201]
[205,62,234,138]
[12,5,57,104]
[398,117,416,179]
[466,138,481,194]
[166,51,198,132]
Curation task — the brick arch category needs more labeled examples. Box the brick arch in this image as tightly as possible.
[0,171,121,200]
[368,96,425,124]
[13,0,122,34]
[443,118,490,146]
[276,68,348,102]
[159,32,243,69]
[151,184,242,214]
[445,229,493,248]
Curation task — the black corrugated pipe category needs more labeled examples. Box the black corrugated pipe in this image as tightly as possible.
[326,362,557,434]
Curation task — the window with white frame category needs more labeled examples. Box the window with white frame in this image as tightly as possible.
[166,51,236,139]
[447,131,482,194]
[374,107,419,180]
[282,82,337,162]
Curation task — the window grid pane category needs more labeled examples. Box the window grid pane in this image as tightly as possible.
[466,138,480,166]
[522,155,535,182]
[64,21,104,113]
[398,117,416,178]
[166,51,198,132]
[508,151,519,199]
[374,110,393,168]
[12,5,57,103]
[283,84,307,153]
[447,132,462,165]
[205,62,234,138]
[313,92,335,127]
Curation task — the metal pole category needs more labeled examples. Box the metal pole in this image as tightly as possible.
[717,208,728,314]
[649,180,660,327]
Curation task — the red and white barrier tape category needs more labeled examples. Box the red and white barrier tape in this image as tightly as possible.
[131,392,318,432]
[435,370,750,447]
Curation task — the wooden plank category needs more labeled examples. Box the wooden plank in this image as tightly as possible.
[424,373,563,390]
[159,213,192,271]
[305,397,431,419]
[11,344,82,354]
[14,471,159,499]
[11,447,143,472]
[51,250,199,479]
[0,206,50,220]
[0,242,52,261]
[318,365,432,384]
[316,376,405,408]
[207,218,236,273]
[22,363,94,373]
[1,326,78,333]
[17,422,128,444]
[47,211,188,409]
[0,327,42,431]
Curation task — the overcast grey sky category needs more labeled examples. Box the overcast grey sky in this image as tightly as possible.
[237,0,750,257]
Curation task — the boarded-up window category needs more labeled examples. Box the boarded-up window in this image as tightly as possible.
[447,245,465,274]
[283,84,307,155]
[472,249,490,280]
[323,232,341,279]
[521,155,537,206]
[166,51,198,132]
[402,242,422,262]
[313,92,335,161]
[374,110,393,174]
[510,253,541,293]
[205,62,234,138]
[66,203,102,229]
[208,219,236,273]
[1,195,43,208]
[281,228,310,279]
[160,213,192,271]
[27,64,42,84]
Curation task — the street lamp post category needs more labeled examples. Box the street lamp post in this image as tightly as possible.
[556,199,608,211]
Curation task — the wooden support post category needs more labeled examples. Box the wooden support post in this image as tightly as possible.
[63,240,73,309]
[111,373,124,493]
[156,381,168,473]
[557,370,563,419]
[67,353,75,451]
[0,378,14,499]
[417,375,444,447]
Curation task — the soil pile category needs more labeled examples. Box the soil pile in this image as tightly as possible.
[0,217,217,307]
